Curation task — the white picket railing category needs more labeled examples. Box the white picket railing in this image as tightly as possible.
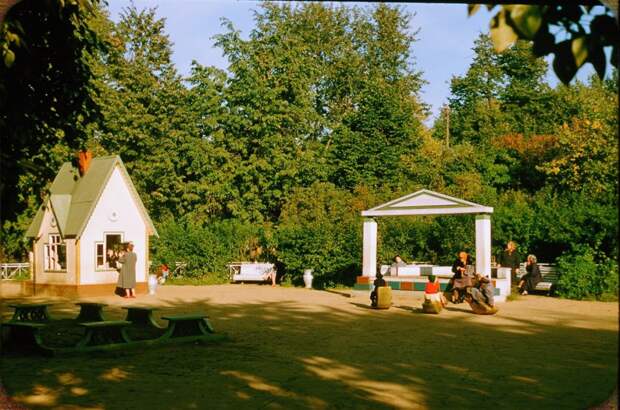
[0,262,31,280]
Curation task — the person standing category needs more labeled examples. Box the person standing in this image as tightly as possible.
[117,242,137,298]
[498,241,520,289]
[157,263,169,285]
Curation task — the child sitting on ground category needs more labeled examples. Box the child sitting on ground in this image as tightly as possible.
[422,275,447,314]
[465,274,498,315]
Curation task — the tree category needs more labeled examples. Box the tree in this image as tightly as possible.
[0,0,106,259]
[90,5,231,222]
[445,34,505,146]
[215,3,426,222]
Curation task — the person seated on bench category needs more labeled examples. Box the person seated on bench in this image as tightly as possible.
[389,255,407,275]
[392,255,407,268]
[370,272,387,307]
[422,275,447,313]
[447,251,473,303]
[263,265,277,287]
[518,254,541,295]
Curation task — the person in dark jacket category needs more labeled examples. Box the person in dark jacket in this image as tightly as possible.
[370,272,387,307]
[447,251,473,303]
[518,254,542,295]
[498,241,521,287]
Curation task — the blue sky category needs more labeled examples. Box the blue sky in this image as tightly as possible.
[107,1,600,125]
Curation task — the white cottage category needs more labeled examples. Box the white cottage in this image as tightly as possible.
[26,155,157,297]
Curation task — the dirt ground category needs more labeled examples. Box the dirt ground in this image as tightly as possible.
[1,285,618,410]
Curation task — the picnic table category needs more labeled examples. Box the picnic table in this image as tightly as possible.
[122,306,163,329]
[161,314,215,339]
[75,302,107,322]
[77,321,132,347]
[8,303,53,322]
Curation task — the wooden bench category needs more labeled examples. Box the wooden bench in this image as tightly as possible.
[75,302,107,322]
[2,321,48,353]
[228,262,276,283]
[123,306,162,329]
[519,263,559,296]
[77,321,131,347]
[8,303,53,322]
[161,314,215,339]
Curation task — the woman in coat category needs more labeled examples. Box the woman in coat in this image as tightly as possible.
[117,242,137,298]
[518,254,542,295]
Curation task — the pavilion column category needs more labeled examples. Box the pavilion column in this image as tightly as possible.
[362,218,377,277]
[475,214,492,278]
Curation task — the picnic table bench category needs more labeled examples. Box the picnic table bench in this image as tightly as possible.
[123,306,162,329]
[77,321,131,347]
[2,321,49,353]
[75,302,107,322]
[161,314,215,339]
[8,303,53,322]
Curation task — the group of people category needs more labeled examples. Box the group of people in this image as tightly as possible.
[444,251,496,312]
[371,241,543,313]
[497,241,542,295]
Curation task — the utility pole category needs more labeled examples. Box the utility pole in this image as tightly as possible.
[445,105,450,148]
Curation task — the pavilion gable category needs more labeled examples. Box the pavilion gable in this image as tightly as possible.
[361,189,493,217]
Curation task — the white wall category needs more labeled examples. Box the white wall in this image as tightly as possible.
[80,165,148,284]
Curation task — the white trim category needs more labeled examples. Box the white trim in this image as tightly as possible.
[362,207,493,217]
[44,233,67,272]
[365,189,487,212]
[94,231,124,271]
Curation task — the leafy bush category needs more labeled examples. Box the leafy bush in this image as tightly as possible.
[492,190,536,256]
[556,245,618,300]
[275,182,362,288]
[530,188,618,262]
[151,218,261,282]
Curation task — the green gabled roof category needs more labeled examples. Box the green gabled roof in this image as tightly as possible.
[26,155,158,239]
[25,206,45,237]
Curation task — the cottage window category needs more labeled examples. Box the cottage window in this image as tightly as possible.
[96,243,104,268]
[45,234,66,271]
[95,233,123,269]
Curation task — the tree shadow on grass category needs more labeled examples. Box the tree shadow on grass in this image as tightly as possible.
[0,292,618,410]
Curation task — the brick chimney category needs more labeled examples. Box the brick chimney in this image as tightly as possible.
[77,150,92,176]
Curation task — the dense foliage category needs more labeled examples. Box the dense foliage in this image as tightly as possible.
[0,3,617,298]
[0,0,106,259]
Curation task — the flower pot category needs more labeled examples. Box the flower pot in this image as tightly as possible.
[148,274,158,295]
[303,269,313,289]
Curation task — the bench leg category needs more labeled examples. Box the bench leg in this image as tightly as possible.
[163,320,208,339]
[125,310,163,329]
[202,318,215,334]
[77,328,131,348]
[76,307,106,322]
